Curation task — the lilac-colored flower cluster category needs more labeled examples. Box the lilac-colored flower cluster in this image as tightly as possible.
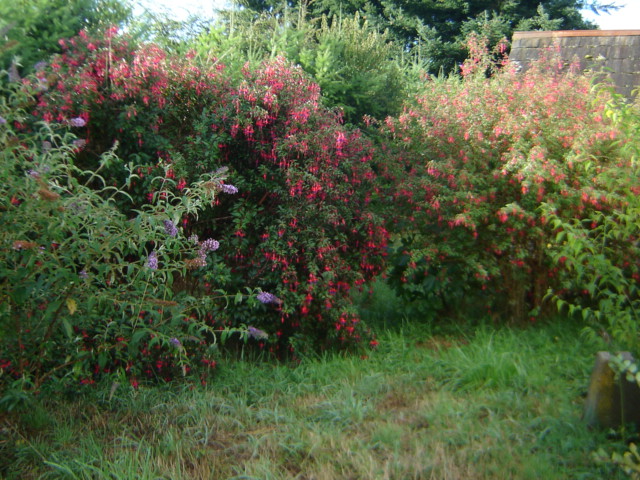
[188,238,220,268]
[257,291,281,305]
[247,326,268,340]
[69,117,86,127]
[220,183,238,194]
[146,250,158,270]
[163,219,178,237]
[0,116,6,125]
[200,238,220,252]
[169,337,182,347]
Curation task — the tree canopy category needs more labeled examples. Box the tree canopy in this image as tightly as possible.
[230,0,618,73]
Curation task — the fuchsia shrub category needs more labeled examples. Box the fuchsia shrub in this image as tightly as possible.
[379,37,631,322]
[28,29,387,355]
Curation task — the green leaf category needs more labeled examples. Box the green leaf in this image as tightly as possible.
[129,329,148,355]
[61,319,73,340]
[10,286,29,306]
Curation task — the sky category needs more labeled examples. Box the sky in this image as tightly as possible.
[581,1,640,30]
[138,0,640,30]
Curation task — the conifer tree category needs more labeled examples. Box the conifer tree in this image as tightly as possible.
[232,0,618,74]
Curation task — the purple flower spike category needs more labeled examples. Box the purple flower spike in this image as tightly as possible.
[69,117,86,127]
[146,251,158,270]
[200,238,220,252]
[169,337,182,347]
[247,326,268,340]
[0,116,6,125]
[163,219,178,237]
[220,184,238,194]
[257,291,281,305]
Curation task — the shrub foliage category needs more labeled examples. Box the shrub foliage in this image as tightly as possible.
[0,85,241,392]
[379,37,634,323]
[18,28,387,364]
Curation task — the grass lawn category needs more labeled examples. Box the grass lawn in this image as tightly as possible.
[0,313,630,479]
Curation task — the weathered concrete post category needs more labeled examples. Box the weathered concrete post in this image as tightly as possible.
[583,351,640,429]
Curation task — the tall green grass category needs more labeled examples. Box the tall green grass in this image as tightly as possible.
[1,313,629,479]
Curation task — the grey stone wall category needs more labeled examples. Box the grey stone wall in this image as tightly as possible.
[510,30,640,99]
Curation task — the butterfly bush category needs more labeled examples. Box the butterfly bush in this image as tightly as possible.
[0,87,257,392]
[26,28,387,353]
[379,35,631,322]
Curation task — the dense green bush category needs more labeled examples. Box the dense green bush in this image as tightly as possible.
[543,86,640,353]
[0,82,253,395]
[378,36,631,323]
[24,28,387,355]
[194,10,408,125]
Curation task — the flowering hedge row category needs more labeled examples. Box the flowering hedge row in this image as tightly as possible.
[25,28,387,357]
[377,37,636,322]
[4,28,638,393]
